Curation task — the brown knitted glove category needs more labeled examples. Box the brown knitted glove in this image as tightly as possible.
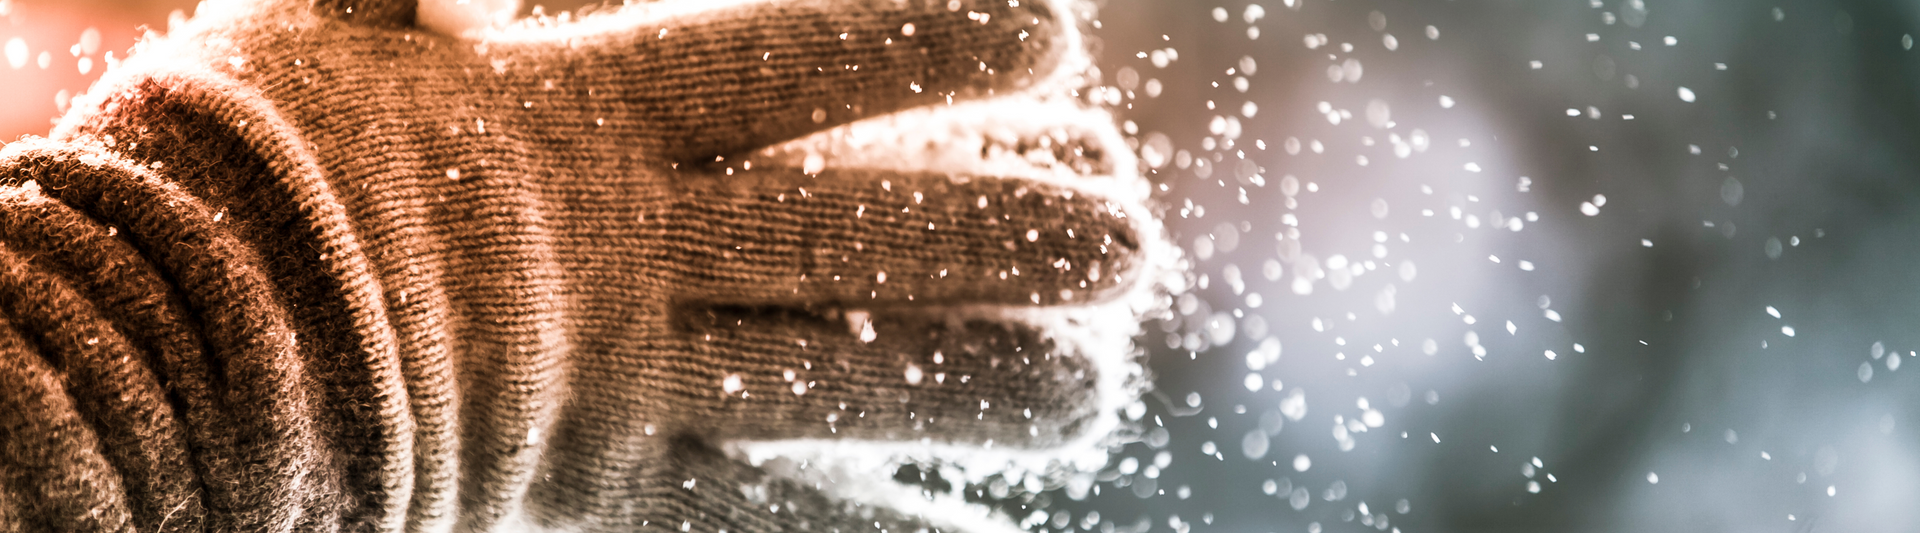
[0,0,1165,532]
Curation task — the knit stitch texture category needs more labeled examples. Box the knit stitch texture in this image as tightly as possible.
[0,0,1161,531]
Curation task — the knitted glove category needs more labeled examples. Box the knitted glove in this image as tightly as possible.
[0,0,1165,532]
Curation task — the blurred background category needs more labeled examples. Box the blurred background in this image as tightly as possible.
[6,0,1920,532]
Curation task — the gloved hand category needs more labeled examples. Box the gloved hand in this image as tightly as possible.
[0,0,1166,531]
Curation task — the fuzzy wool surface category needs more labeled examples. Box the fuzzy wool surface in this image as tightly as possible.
[0,0,1173,532]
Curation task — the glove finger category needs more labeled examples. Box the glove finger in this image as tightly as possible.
[523,434,1004,533]
[657,168,1140,307]
[3,141,361,532]
[533,305,1113,504]
[0,315,135,533]
[754,96,1142,195]
[667,307,1113,447]
[484,0,1074,163]
[0,241,206,533]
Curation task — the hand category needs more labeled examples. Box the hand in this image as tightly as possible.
[0,0,1165,531]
